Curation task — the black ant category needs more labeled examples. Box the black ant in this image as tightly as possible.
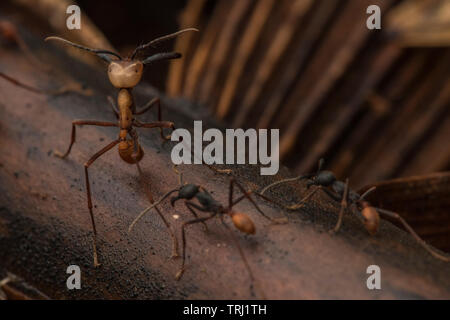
[129,168,286,297]
[260,159,450,262]
[45,28,198,267]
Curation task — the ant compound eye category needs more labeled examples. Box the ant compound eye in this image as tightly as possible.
[231,212,255,235]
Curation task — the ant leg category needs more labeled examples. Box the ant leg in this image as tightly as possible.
[134,120,175,141]
[0,72,89,96]
[128,188,180,233]
[135,97,171,141]
[176,204,216,280]
[219,216,266,299]
[332,178,349,233]
[320,186,342,202]
[107,96,119,119]
[172,136,231,175]
[230,179,287,224]
[135,97,159,116]
[259,174,313,196]
[286,187,321,210]
[252,191,295,212]
[377,208,450,262]
[0,274,12,300]
[184,200,209,232]
[135,162,179,259]
[189,147,232,175]
[172,165,185,186]
[360,186,377,200]
[258,158,323,196]
[54,120,118,159]
[0,72,46,95]
[84,139,120,267]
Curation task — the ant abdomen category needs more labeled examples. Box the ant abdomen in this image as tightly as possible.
[119,139,144,164]
[361,202,380,236]
[231,212,256,235]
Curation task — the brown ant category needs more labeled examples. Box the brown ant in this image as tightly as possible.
[0,20,48,70]
[129,168,286,297]
[260,159,450,262]
[45,28,198,267]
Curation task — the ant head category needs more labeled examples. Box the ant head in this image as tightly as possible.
[171,184,200,206]
[46,28,198,89]
[230,212,255,235]
[360,202,380,235]
[129,28,197,61]
[307,158,335,187]
[108,60,143,89]
[308,170,336,188]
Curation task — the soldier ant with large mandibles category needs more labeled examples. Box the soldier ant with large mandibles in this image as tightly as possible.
[260,159,450,262]
[129,168,286,297]
[45,28,198,267]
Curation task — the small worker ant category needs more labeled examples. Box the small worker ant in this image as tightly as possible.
[260,159,450,262]
[45,28,198,267]
[129,168,286,297]
[0,20,47,70]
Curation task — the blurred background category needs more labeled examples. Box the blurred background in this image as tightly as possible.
[1,0,449,190]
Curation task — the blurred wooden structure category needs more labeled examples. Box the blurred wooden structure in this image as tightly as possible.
[167,0,450,189]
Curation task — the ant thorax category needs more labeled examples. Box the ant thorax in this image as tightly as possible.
[316,171,336,186]
[117,89,134,129]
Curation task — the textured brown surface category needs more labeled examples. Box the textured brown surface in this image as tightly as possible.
[0,24,449,300]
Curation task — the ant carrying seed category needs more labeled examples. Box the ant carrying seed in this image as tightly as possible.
[45,28,198,267]
[260,159,450,262]
[129,167,286,297]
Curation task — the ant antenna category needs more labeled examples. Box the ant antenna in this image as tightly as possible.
[360,186,377,200]
[0,72,46,94]
[260,158,325,196]
[130,28,198,60]
[45,36,122,62]
[219,216,266,299]
[317,158,325,173]
[172,165,184,186]
[142,52,182,65]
